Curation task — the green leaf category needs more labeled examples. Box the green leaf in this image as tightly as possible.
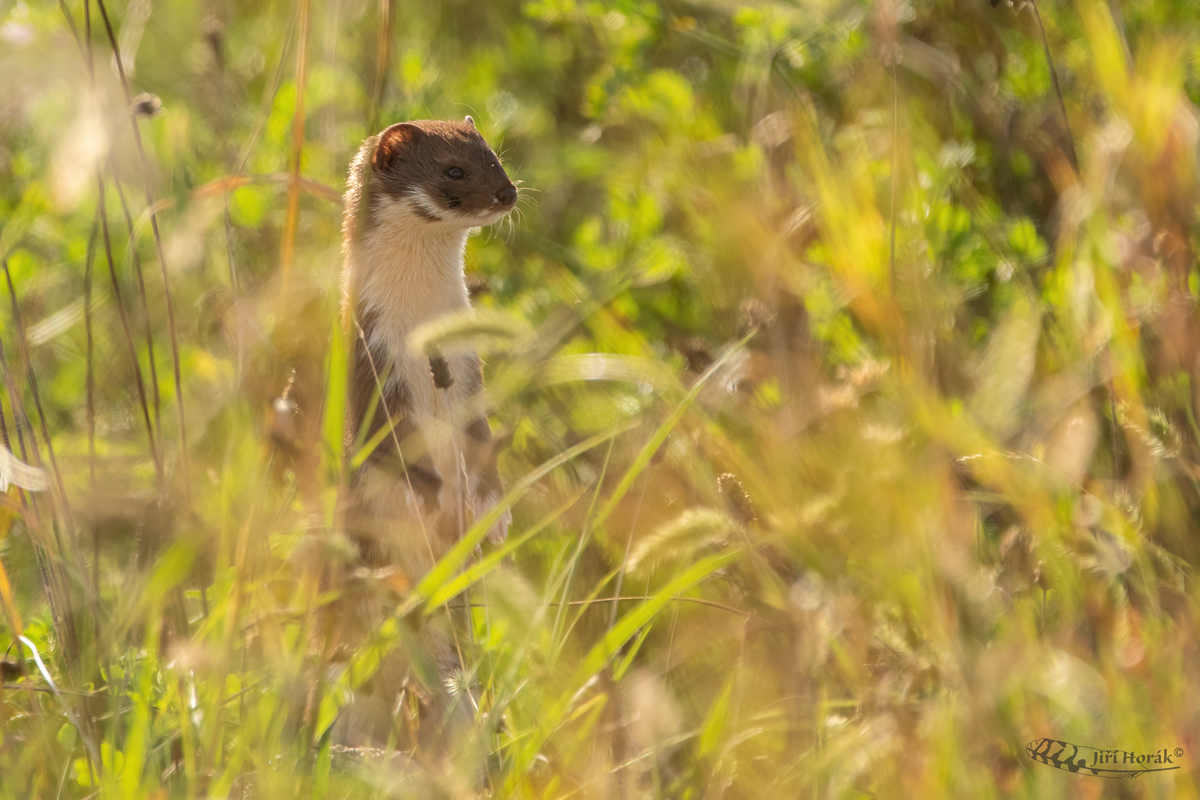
[592,334,752,530]
[414,421,637,614]
[322,312,349,475]
[569,550,739,690]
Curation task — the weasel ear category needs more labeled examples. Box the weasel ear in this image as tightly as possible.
[374,123,423,172]
[464,115,475,129]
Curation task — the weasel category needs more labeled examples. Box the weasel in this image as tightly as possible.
[331,116,516,746]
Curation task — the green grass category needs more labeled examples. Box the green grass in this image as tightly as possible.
[2,0,1200,797]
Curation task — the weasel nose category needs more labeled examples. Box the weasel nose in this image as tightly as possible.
[496,184,517,206]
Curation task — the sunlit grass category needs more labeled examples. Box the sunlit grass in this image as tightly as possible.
[1,0,1199,798]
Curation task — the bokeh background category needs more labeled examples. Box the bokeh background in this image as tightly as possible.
[1,0,1200,796]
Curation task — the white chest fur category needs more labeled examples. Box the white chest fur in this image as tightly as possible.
[352,198,472,413]
[348,198,480,514]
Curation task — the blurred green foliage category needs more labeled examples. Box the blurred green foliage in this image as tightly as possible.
[2,0,1200,797]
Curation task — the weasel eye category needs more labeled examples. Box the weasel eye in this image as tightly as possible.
[446,167,464,179]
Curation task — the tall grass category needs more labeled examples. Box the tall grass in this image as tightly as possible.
[1,0,1199,797]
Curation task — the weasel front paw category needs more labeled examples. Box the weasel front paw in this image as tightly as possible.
[474,496,511,544]
[488,507,511,544]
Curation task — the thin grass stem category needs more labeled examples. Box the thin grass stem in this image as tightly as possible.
[94,0,189,489]
[280,0,311,301]
[96,177,163,484]
[2,262,81,584]
[1028,0,1079,171]
[110,168,162,448]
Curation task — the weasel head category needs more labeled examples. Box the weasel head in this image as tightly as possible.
[365,116,517,231]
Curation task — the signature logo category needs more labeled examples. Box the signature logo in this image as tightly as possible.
[1026,739,1183,779]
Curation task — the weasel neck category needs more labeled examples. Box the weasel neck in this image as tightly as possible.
[349,200,472,346]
